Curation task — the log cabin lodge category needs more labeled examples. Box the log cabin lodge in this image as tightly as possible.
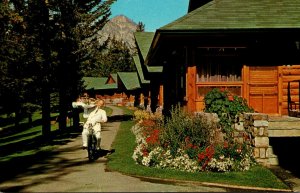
[134,0,300,117]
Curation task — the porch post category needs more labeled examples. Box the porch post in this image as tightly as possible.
[278,66,283,115]
[150,79,159,113]
[186,47,197,113]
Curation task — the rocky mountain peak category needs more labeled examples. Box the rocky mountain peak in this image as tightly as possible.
[110,15,135,24]
[96,15,138,52]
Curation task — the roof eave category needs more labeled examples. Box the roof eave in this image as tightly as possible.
[145,28,300,66]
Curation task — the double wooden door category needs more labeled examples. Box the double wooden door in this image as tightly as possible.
[247,66,279,114]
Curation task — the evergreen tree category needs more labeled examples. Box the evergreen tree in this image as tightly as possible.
[21,0,53,136]
[0,0,39,127]
[136,21,145,32]
[0,0,115,134]
[52,0,115,130]
[84,36,136,77]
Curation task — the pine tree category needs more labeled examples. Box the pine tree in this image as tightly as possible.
[136,21,145,32]
[0,0,39,128]
[0,0,115,133]
[52,0,115,130]
[25,0,53,136]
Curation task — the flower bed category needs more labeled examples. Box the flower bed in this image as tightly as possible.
[132,89,256,173]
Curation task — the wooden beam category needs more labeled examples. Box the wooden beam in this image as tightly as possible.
[186,47,196,113]
[278,66,283,115]
[242,65,249,101]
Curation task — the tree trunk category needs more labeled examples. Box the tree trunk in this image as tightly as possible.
[59,87,67,130]
[40,0,51,137]
[72,108,80,129]
[42,87,51,136]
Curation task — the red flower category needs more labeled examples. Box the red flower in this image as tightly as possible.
[198,145,215,170]
[228,95,234,101]
[142,149,149,157]
[146,129,160,146]
[198,152,206,162]
[186,143,193,149]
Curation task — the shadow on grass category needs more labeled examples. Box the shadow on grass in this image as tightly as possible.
[0,116,57,138]
[0,126,83,185]
[0,126,81,157]
[0,130,41,143]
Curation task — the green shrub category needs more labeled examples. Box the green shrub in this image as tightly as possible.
[203,88,256,171]
[204,88,254,136]
[160,104,218,159]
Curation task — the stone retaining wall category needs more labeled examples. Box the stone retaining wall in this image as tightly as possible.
[233,113,270,166]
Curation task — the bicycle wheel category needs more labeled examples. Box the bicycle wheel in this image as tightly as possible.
[87,134,94,161]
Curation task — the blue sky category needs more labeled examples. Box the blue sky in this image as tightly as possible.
[110,0,189,32]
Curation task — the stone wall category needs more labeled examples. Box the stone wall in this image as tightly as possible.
[233,113,270,166]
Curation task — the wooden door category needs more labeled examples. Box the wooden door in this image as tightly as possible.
[248,66,279,114]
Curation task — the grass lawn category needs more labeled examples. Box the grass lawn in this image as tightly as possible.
[0,111,60,162]
[107,108,290,190]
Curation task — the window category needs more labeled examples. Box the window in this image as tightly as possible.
[196,48,243,82]
[197,86,242,98]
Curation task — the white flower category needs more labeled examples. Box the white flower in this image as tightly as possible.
[207,158,234,172]
[142,156,151,166]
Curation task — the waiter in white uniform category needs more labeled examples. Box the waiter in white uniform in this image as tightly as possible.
[82,99,107,150]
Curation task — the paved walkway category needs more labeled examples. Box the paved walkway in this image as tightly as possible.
[0,106,226,192]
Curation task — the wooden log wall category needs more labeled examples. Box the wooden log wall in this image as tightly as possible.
[281,65,300,115]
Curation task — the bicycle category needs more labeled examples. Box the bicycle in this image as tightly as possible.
[87,123,97,161]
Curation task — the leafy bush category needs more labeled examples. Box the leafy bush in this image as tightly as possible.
[160,104,218,158]
[204,88,254,135]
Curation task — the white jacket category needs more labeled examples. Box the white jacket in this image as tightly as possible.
[84,108,107,131]
[72,101,96,118]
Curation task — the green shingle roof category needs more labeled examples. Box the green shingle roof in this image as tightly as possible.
[83,77,117,90]
[134,32,155,60]
[147,66,163,73]
[160,0,300,31]
[117,72,141,90]
[134,32,164,72]
[133,55,150,84]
